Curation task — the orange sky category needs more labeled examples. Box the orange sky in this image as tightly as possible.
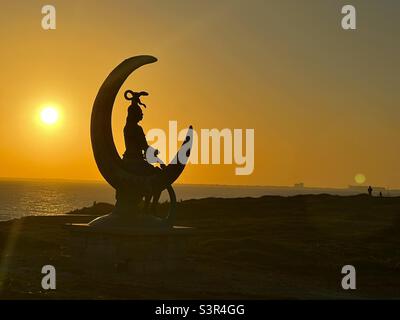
[0,0,399,188]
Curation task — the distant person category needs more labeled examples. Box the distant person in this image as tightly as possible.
[368,186,373,196]
[379,192,383,198]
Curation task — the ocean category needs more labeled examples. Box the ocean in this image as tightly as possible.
[0,179,397,221]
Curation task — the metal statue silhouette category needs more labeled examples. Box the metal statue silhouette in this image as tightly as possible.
[89,55,193,229]
[122,89,163,214]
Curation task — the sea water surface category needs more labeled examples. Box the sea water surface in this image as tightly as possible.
[0,179,396,221]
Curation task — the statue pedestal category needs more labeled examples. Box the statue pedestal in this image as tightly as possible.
[65,223,194,279]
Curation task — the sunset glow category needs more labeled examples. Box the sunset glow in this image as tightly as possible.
[0,1,398,188]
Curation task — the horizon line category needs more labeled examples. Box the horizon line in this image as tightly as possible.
[0,176,399,191]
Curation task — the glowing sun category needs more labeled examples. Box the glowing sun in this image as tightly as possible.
[40,107,59,125]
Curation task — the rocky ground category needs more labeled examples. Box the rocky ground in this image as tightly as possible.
[0,195,399,299]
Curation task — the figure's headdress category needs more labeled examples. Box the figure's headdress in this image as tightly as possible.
[124,89,149,108]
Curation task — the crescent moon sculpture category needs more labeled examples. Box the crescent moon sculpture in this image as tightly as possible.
[89,55,193,229]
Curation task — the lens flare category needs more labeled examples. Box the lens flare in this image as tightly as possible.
[355,173,366,184]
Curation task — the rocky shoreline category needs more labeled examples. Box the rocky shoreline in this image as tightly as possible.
[0,195,399,299]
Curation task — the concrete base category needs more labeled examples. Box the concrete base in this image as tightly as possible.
[87,212,172,230]
[65,223,194,278]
